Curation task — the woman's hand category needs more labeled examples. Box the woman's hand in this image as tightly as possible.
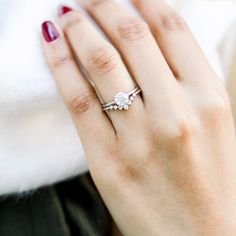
[42,0,236,235]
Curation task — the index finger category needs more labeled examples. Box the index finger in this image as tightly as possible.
[41,21,116,153]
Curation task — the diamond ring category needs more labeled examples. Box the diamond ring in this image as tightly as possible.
[102,86,142,111]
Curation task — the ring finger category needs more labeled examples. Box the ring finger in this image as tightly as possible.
[58,9,144,133]
[78,0,178,110]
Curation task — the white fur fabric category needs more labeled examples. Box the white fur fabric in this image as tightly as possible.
[0,0,235,195]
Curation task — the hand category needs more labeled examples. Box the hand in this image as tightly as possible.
[41,0,236,235]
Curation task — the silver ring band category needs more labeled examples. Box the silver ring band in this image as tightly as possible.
[102,86,142,111]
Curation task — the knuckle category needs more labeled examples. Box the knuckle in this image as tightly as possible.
[157,118,196,143]
[50,54,74,69]
[100,150,144,186]
[63,13,83,32]
[173,120,195,142]
[116,143,152,182]
[69,92,95,115]
[88,46,118,76]
[118,18,150,41]
[115,162,143,183]
[111,161,144,186]
[159,13,187,32]
[202,94,231,118]
[92,140,154,188]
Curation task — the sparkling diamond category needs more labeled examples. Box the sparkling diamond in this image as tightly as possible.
[114,105,118,110]
[130,96,134,101]
[114,92,130,108]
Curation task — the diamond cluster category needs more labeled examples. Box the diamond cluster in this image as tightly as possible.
[102,87,141,111]
[107,92,136,111]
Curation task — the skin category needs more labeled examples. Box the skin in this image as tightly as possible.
[42,0,236,235]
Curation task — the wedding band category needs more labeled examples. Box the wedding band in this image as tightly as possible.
[102,86,142,111]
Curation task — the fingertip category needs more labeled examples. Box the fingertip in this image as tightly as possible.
[41,21,60,43]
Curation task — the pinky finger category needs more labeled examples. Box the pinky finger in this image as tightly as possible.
[41,21,116,156]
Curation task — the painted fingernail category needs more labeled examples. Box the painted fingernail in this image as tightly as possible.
[42,21,60,43]
[58,5,73,17]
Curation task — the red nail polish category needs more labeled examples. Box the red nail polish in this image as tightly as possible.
[42,21,59,43]
[58,5,73,16]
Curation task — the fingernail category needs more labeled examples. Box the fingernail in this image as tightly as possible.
[58,5,73,17]
[42,21,60,43]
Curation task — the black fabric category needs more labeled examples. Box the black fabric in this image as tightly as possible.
[0,173,111,236]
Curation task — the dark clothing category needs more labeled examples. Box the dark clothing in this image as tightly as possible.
[0,174,111,236]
